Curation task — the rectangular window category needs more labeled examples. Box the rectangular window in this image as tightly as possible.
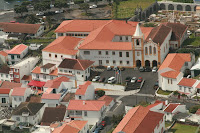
[55,54,57,58]
[120,61,123,64]
[112,51,115,55]
[179,86,182,90]
[98,51,101,55]
[113,60,116,64]
[84,51,90,55]
[19,97,22,101]
[171,79,172,84]
[49,54,51,57]
[36,74,39,79]
[77,71,80,74]
[79,96,81,99]
[17,55,20,58]
[127,61,130,64]
[64,70,68,73]
[126,52,129,57]
[106,51,109,55]
[6,75,8,78]
[11,55,14,59]
[51,76,54,80]
[168,79,169,84]
[119,52,122,57]
[16,117,20,121]
[43,75,46,79]
[1,74,3,77]
[60,69,63,72]
[185,62,188,66]
[2,98,6,103]
[145,47,148,55]
[106,60,109,64]
[84,111,87,116]
[120,36,122,40]
[43,68,46,72]
[126,36,128,40]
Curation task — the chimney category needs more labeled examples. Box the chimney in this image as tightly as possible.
[83,101,85,105]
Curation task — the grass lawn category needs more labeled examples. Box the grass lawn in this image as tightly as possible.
[25,38,55,47]
[165,121,172,128]
[44,29,56,38]
[168,123,198,133]
[157,88,173,95]
[113,0,155,19]
[182,34,200,47]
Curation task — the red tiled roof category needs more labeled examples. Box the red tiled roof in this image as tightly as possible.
[164,103,180,113]
[98,95,114,106]
[67,120,87,130]
[196,82,200,89]
[67,100,105,111]
[147,102,162,109]
[113,106,164,133]
[160,71,180,79]
[32,66,58,76]
[75,81,91,95]
[41,93,61,100]
[28,80,46,88]
[58,58,94,71]
[196,109,200,115]
[52,123,80,133]
[155,100,166,106]
[0,88,10,94]
[21,75,32,81]
[44,76,70,89]
[11,87,27,96]
[178,78,197,87]
[7,44,28,54]
[0,81,22,89]
[158,53,191,71]
[42,36,81,55]
[0,51,8,56]
[0,22,41,34]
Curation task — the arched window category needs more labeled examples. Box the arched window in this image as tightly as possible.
[145,47,148,55]
[136,39,140,45]
[154,47,156,55]
[149,46,152,54]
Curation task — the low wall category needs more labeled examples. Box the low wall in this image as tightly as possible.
[105,89,140,96]
[91,82,125,91]
[155,88,174,98]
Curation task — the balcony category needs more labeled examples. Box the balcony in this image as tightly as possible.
[9,71,13,74]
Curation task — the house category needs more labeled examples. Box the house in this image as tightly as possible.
[113,105,165,133]
[28,80,46,93]
[190,58,200,77]
[0,81,22,89]
[41,106,66,126]
[7,44,28,65]
[51,120,89,133]
[177,77,199,96]
[75,81,95,100]
[21,75,32,85]
[58,58,94,81]
[9,57,39,83]
[32,63,58,82]
[0,22,44,37]
[163,103,187,121]
[11,102,46,125]
[0,88,12,107]
[67,100,106,125]
[0,65,11,82]
[41,93,61,107]
[0,50,8,65]
[158,53,195,91]
[42,36,82,66]
[11,87,32,108]
[98,95,115,111]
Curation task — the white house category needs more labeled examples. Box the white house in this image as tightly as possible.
[177,77,199,96]
[0,88,12,107]
[9,56,39,83]
[98,95,115,111]
[113,105,165,133]
[163,103,187,122]
[0,66,11,82]
[67,100,106,125]
[11,102,46,125]
[58,58,94,81]
[32,63,58,82]
[42,36,82,66]
[41,93,61,107]
[11,87,32,108]
[158,53,195,91]
[75,81,95,100]
[7,44,28,65]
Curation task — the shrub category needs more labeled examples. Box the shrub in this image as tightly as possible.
[74,0,84,4]
[189,105,200,114]
[96,90,105,97]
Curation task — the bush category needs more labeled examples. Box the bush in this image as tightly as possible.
[74,0,84,4]
[96,90,105,97]
[189,105,200,114]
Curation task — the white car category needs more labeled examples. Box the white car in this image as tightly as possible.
[107,66,112,71]
[152,67,158,73]
[36,12,44,16]
[89,4,97,9]
[55,10,64,14]
[131,77,137,83]
[107,77,116,83]
[92,76,100,82]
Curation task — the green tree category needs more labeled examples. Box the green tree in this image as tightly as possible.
[21,1,32,6]
[79,3,89,15]
[97,90,105,97]
[54,0,68,9]
[34,2,50,11]
[25,14,39,24]
[45,16,52,29]
[189,105,200,114]
[111,114,123,125]
[173,91,180,97]
[14,5,28,16]
[181,93,187,101]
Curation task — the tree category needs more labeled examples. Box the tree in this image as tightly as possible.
[111,114,123,125]
[45,16,52,29]
[96,90,105,97]
[189,105,200,114]
[79,3,89,15]
[21,1,32,6]
[173,91,180,97]
[34,2,50,11]
[181,93,187,101]
[25,14,39,24]
[54,0,68,9]
[14,5,28,16]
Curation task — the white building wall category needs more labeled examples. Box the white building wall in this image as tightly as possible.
[0,73,11,82]
[12,96,25,108]
[0,94,10,106]
[153,116,165,133]
[32,73,57,82]
[85,85,95,100]
[41,99,60,107]
[0,54,7,65]
[35,26,44,37]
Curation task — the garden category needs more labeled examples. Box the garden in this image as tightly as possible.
[168,123,198,133]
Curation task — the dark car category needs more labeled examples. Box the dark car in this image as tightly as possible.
[99,77,105,82]
[125,77,131,82]
[145,67,152,72]
[139,67,145,72]
[137,77,143,83]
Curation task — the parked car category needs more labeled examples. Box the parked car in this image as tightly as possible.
[99,77,105,82]
[113,66,119,71]
[152,67,158,73]
[108,77,116,83]
[93,127,101,133]
[55,10,64,13]
[145,67,152,72]
[36,12,44,16]
[137,77,143,83]
[125,77,131,82]
[139,67,145,72]
[101,121,106,127]
[107,66,112,71]
[92,76,100,82]
[131,77,137,83]
[90,4,97,9]
[119,67,125,71]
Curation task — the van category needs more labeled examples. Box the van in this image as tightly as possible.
[107,77,116,83]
